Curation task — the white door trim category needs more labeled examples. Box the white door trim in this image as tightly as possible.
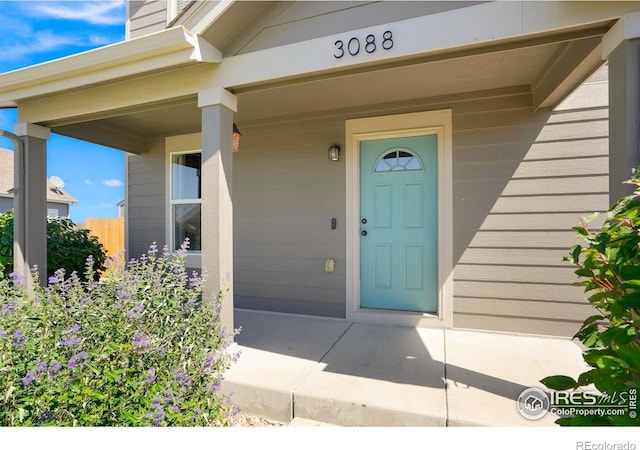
[345,110,453,328]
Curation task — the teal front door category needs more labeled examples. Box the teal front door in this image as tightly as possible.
[360,135,438,313]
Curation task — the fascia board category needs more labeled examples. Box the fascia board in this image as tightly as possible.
[0,26,221,103]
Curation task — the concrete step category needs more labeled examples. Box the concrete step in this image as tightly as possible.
[288,417,340,427]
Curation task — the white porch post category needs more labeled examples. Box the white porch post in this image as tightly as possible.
[198,87,236,337]
[603,12,640,203]
[13,122,50,289]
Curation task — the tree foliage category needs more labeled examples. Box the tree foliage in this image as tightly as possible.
[0,210,106,281]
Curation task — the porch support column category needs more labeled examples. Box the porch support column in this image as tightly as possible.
[198,87,236,337]
[603,12,640,203]
[13,122,50,290]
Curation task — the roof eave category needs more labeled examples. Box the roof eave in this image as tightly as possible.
[0,26,222,104]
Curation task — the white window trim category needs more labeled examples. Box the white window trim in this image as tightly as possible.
[345,110,453,328]
[166,133,203,269]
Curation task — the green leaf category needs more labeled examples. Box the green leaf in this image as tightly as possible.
[620,265,640,281]
[569,245,582,264]
[613,344,640,371]
[576,268,594,278]
[540,375,578,390]
[596,355,629,372]
[583,349,611,367]
[619,292,640,308]
[577,370,594,386]
[582,314,605,326]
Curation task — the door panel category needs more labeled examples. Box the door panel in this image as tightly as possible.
[360,135,438,312]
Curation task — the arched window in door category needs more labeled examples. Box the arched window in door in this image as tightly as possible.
[374,148,423,172]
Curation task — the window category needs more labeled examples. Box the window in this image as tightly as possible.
[170,152,201,251]
[375,148,423,172]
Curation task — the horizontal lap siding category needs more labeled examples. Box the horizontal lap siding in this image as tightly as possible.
[128,1,167,39]
[234,118,346,317]
[126,138,166,260]
[452,66,609,337]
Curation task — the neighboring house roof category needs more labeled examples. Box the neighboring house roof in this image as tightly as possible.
[0,148,77,204]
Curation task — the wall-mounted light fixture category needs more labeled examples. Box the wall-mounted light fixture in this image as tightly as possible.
[328,144,340,161]
[233,123,242,153]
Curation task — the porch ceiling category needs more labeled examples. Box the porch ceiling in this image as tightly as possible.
[51,31,606,149]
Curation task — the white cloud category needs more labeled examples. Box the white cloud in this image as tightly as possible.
[26,1,125,26]
[84,179,93,185]
[103,179,123,187]
[89,34,116,46]
[3,31,79,61]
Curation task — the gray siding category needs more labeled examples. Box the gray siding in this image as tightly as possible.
[233,118,346,317]
[0,198,69,218]
[125,67,608,336]
[0,197,11,214]
[230,1,484,55]
[128,1,167,39]
[126,138,166,260]
[46,202,69,218]
[452,67,608,337]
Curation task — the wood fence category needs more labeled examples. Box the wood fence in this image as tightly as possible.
[83,217,125,258]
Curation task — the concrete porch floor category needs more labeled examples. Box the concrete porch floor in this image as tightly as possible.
[222,309,588,427]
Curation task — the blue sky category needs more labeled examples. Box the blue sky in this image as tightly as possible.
[0,1,127,223]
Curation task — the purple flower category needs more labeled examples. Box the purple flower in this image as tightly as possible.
[39,411,54,423]
[153,408,165,426]
[48,361,62,379]
[22,370,36,387]
[145,368,156,384]
[132,333,148,348]
[172,405,180,412]
[67,351,89,370]
[203,353,216,370]
[173,368,190,386]
[207,377,223,392]
[12,332,26,347]
[70,324,80,333]
[0,330,6,339]
[60,336,81,347]
[9,272,24,284]
[47,276,59,285]
[36,362,47,373]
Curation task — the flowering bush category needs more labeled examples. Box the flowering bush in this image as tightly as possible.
[0,242,239,426]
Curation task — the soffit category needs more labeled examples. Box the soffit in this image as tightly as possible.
[51,35,590,144]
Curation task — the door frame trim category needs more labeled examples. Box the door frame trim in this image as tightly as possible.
[345,110,453,328]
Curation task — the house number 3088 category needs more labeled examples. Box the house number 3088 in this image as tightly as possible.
[334,31,393,59]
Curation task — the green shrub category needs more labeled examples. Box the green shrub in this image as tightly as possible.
[0,210,106,281]
[541,170,640,425]
[0,242,238,426]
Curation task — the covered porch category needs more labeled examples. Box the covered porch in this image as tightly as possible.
[1,1,640,336]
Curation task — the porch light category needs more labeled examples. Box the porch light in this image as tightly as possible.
[233,123,242,153]
[328,144,340,161]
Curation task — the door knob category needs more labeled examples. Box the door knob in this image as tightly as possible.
[361,230,368,236]
[361,218,367,224]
